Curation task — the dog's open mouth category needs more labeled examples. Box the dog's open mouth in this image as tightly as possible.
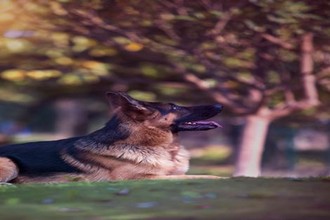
[178,120,221,131]
[171,103,223,132]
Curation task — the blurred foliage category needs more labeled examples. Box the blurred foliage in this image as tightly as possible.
[0,0,329,119]
[190,145,232,166]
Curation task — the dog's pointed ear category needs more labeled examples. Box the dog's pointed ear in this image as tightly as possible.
[106,92,147,111]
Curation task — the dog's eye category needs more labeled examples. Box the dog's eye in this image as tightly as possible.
[170,104,179,111]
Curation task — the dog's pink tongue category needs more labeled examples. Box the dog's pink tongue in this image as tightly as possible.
[185,121,222,129]
[197,121,222,128]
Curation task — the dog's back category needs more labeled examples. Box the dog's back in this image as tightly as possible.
[0,138,81,175]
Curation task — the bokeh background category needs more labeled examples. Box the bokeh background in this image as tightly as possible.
[0,0,329,178]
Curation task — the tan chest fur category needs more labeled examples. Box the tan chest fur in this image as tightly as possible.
[60,142,190,181]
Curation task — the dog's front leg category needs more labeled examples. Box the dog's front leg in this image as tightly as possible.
[0,157,19,183]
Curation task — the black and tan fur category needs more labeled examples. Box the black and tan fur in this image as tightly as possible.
[0,92,223,183]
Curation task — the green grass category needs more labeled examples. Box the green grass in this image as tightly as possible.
[1,178,330,220]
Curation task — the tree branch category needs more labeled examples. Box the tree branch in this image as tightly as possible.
[270,33,320,120]
[261,33,294,49]
[172,65,260,114]
[207,11,232,36]
[300,33,320,106]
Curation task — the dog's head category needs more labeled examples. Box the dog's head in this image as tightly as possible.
[106,92,222,133]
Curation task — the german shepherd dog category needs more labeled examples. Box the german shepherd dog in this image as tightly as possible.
[0,92,222,183]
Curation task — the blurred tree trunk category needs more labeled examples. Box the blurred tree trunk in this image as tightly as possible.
[234,110,271,177]
[54,99,88,137]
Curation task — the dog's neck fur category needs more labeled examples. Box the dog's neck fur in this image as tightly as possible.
[73,115,179,165]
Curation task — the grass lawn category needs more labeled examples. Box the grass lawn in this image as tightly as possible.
[1,178,330,220]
